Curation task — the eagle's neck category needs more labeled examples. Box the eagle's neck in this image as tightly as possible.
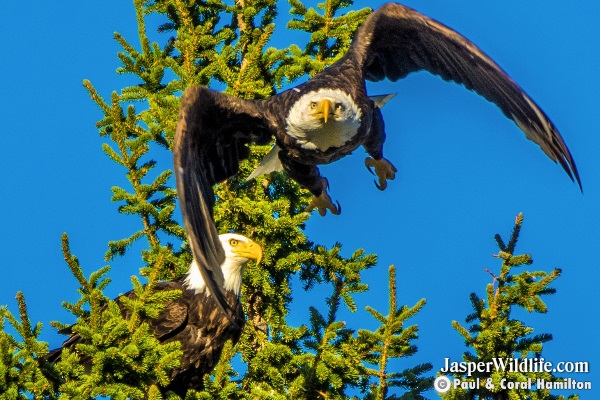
[184,259,245,296]
[286,118,360,151]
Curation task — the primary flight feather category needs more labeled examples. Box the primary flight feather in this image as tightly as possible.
[174,2,580,319]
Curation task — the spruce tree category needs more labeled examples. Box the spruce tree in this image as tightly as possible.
[0,0,431,398]
[440,214,578,400]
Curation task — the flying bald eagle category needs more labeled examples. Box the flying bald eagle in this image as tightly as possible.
[48,234,262,396]
[174,3,580,319]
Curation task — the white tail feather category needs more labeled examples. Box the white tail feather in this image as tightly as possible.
[369,93,396,108]
[246,145,284,181]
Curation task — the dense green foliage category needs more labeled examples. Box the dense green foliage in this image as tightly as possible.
[0,1,575,399]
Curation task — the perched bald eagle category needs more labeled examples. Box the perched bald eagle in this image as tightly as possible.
[174,3,580,319]
[48,234,262,396]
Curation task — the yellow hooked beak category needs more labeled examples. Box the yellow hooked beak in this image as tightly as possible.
[231,240,263,266]
[314,99,333,123]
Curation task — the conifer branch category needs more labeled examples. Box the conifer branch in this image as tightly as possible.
[1,293,56,397]
[360,266,432,399]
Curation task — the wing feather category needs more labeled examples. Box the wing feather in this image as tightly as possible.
[147,282,189,340]
[345,3,580,188]
[174,86,273,321]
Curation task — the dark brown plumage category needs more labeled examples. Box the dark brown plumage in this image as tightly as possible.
[48,234,261,396]
[174,2,580,321]
[151,283,244,394]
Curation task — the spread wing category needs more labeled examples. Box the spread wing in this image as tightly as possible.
[174,86,273,320]
[345,2,580,188]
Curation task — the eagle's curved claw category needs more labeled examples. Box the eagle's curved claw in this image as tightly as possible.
[305,178,341,216]
[365,157,397,191]
[306,194,341,216]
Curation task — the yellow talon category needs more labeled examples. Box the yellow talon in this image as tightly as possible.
[365,157,397,190]
[305,178,341,216]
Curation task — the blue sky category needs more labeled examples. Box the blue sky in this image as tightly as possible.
[1,0,598,397]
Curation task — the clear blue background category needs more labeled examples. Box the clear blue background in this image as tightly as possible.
[1,0,598,397]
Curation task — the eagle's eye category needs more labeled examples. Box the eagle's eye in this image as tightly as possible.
[310,101,317,109]
[229,238,239,247]
[335,103,344,112]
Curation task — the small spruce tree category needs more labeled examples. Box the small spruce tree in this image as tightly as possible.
[441,214,578,400]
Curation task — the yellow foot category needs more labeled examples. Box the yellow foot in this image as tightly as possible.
[365,157,397,190]
[305,178,341,216]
